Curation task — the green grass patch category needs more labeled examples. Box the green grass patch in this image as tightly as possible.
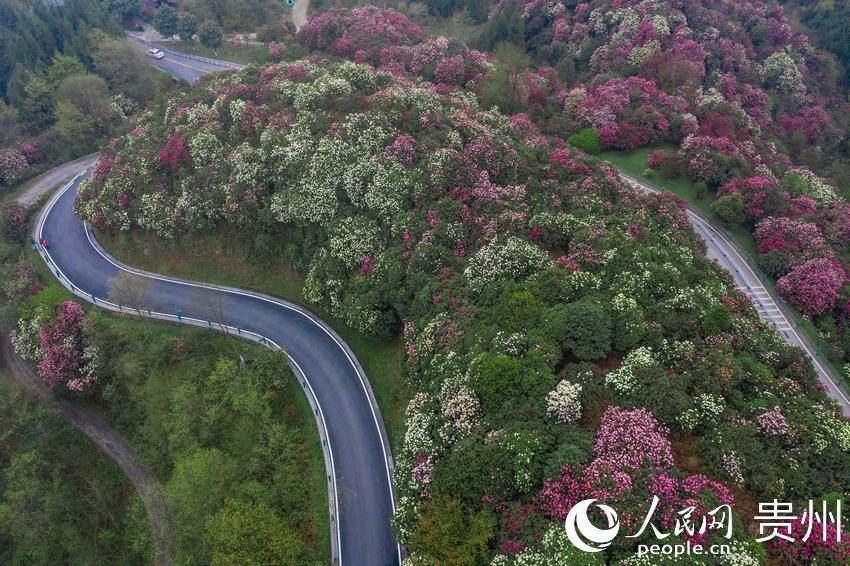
[96,228,410,450]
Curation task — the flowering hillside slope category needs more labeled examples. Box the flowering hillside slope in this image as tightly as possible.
[474,0,850,371]
[78,59,850,563]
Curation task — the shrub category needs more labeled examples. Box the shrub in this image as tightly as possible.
[198,20,223,49]
[777,258,846,316]
[553,300,612,361]
[711,193,745,226]
[567,128,601,154]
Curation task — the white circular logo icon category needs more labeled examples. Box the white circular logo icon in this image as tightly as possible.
[564,499,620,553]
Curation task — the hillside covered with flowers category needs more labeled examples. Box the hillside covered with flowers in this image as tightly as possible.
[471,0,850,373]
[74,53,850,562]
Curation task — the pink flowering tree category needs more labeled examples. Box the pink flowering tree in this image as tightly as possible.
[0,148,28,185]
[679,136,750,188]
[754,217,830,272]
[37,301,99,392]
[537,407,734,546]
[717,176,780,221]
[298,6,423,65]
[159,135,189,170]
[778,105,835,144]
[434,55,466,86]
[2,262,41,301]
[773,515,850,563]
[0,201,27,242]
[776,258,846,316]
[574,77,687,150]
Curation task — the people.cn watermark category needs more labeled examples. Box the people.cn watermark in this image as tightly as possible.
[564,497,842,558]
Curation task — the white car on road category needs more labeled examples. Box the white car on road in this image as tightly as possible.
[146,48,165,60]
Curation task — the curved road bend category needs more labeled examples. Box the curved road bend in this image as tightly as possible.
[38,173,400,564]
[618,172,850,416]
[126,35,244,83]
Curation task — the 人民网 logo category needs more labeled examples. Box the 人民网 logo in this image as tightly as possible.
[564,499,620,553]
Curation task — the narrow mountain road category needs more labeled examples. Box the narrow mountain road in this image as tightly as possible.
[35,170,400,564]
[126,34,244,83]
[1,335,177,565]
[618,171,850,415]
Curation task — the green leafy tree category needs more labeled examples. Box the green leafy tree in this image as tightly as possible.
[204,499,305,565]
[53,74,117,151]
[45,55,87,91]
[549,300,612,361]
[166,448,238,558]
[91,35,157,103]
[481,0,524,49]
[153,6,180,39]
[198,20,224,49]
[711,192,745,226]
[19,74,55,133]
[0,101,19,146]
[409,496,495,565]
[100,0,141,22]
[176,13,199,42]
[702,304,734,336]
[478,42,531,114]
[474,353,550,412]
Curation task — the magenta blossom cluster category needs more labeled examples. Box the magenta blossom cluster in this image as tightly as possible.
[37,301,96,392]
[4,263,41,300]
[593,406,675,470]
[773,517,850,563]
[754,217,829,264]
[159,135,189,170]
[776,258,846,316]
[0,147,28,185]
[575,77,687,150]
[756,406,790,437]
[297,6,423,63]
[383,134,416,166]
[93,155,116,184]
[716,176,779,221]
[0,201,27,241]
[537,407,733,543]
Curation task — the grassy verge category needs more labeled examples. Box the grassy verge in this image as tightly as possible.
[156,41,269,66]
[597,147,849,385]
[96,229,410,450]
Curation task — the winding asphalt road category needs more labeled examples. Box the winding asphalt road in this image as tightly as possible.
[618,172,850,415]
[37,173,400,564]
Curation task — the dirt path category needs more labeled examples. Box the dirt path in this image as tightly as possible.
[0,335,176,566]
[13,154,98,207]
[292,0,309,30]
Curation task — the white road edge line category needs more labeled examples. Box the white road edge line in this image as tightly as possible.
[35,168,403,565]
